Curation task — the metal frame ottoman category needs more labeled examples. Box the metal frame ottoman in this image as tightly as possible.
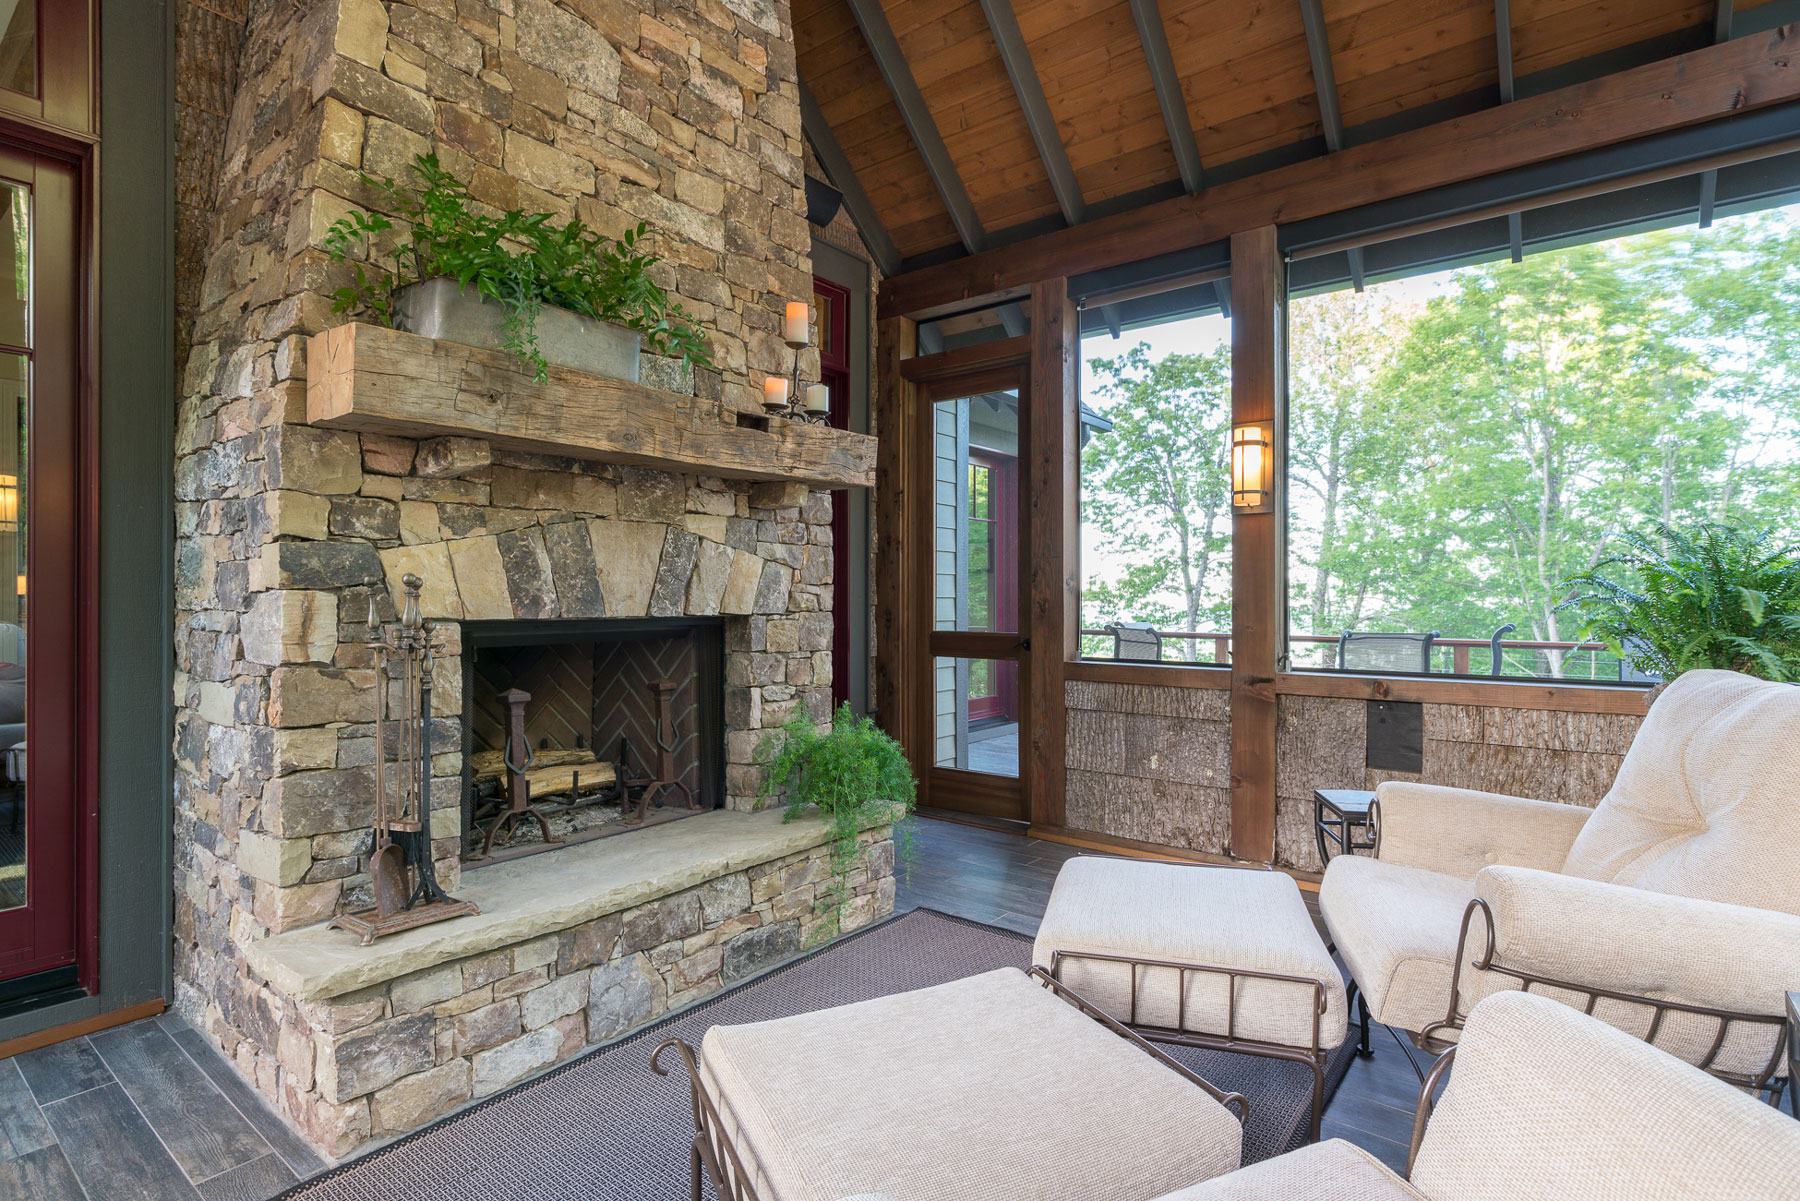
[652,965,1247,1201]
[1032,858,1350,1141]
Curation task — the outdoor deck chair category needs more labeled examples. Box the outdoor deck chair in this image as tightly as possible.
[1319,668,1800,1099]
[1110,621,1163,662]
[1336,630,1436,674]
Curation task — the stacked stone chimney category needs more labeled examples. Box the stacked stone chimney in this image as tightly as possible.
[171,0,856,1153]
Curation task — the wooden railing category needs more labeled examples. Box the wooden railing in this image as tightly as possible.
[1080,629,1621,679]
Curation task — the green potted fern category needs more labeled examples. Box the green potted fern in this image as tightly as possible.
[1562,521,1800,694]
[756,704,915,939]
[321,153,711,385]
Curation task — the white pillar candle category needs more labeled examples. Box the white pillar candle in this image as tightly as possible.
[784,301,810,345]
[805,383,830,414]
[763,376,790,410]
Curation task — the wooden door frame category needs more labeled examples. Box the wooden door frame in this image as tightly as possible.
[874,287,1077,825]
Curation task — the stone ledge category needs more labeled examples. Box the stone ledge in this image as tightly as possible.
[248,808,858,1001]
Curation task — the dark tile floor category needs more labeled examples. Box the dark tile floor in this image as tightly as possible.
[0,1013,324,1201]
[0,813,1436,1200]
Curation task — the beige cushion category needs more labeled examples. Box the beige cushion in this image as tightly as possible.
[1318,855,1472,1036]
[1464,865,1799,1078]
[1150,1139,1421,1201]
[699,967,1243,1201]
[1561,669,1800,914]
[1412,991,1800,1201]
[1371,782,1592,879]
[1033,858,1347,1051]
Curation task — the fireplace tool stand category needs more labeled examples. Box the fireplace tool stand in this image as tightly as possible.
[330,574,478,945]
[630,678,700,822]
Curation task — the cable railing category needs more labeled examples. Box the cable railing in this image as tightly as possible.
[1079,628,1629,681]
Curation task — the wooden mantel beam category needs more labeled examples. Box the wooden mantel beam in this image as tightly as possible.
[307,324,877,490]
[880,23,1800,319]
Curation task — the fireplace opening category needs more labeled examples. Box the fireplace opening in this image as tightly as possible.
[461,618,725,865]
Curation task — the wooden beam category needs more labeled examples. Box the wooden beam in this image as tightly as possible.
[1066,659,1232,688]
[1699,2,1734,227]
[1496,0,1516,103]
[1026,278,1077,827]
[799,78,900,277]
[845,0,986,253]
[1275,671,1649,715]
[1127,0,1205,193]
[978,0,1085,225]
[898,334,1031,384]
[1298,0,1367,290]
[874,315,919,751]
[1299,0,1345,152]
[306,324,877,489]
[1228,228,1283,865]
[880,25,1800,318]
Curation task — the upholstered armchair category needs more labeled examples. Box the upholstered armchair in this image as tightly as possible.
[1319,669,1800,1092]
[1162,990,1800,1201]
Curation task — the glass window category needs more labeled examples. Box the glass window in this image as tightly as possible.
[1286,197,1800,681]
[932,657,1018,778]
[0,2,32,98]
[934,390,1019,634]
[0,178,25,912]
[1079,307,1234,663]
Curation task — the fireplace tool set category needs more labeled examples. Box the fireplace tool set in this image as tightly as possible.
[329,574,479,945]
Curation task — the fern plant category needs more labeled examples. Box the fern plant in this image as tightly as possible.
[1562,521,1800,681]
[756,704,915,939]
[321,153,711,383]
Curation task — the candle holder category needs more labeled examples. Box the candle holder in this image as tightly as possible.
[784,301,811,420]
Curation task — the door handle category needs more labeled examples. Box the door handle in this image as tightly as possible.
[1015,638,1031,652]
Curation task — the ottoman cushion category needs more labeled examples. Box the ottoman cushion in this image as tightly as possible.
[1033,859,1348,1051]
[1151,1140,1423,1201]
[699,966,1243,1201]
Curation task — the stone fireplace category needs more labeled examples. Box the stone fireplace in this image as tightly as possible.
[171,0,891,1158]
[462,616,726,861]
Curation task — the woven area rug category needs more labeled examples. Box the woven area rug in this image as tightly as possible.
[281,908,1355,1201]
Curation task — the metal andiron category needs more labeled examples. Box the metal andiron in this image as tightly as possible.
[329,574,479,945]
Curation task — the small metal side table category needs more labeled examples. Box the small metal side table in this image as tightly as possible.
[1314,789,1378,867]
[1786,992,1798,1117]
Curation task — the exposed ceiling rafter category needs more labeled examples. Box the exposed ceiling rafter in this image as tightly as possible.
[798,78,901,277]
[1700,2,1732,227]
[1126,0,1205,194]
[1498,1,1523,260]
[844,0,987,254]
[1299,0,1366,289]
[978,0,1087,226]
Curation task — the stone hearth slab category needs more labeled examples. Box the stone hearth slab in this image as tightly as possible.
[248,809,845,1001]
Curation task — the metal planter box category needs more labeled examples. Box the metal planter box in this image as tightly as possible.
[394,277,641,383]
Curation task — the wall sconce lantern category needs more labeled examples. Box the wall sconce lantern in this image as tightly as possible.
[1229,420,1275,514]
[0,474,17,530]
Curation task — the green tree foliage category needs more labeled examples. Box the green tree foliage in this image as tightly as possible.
[1080,206,1800,679]
[1080,343,1233,661]
[1283,209,1800,677]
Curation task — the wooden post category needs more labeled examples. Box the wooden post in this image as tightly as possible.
[874,316,920,774]
[1229,227,1285,863]
[1026,278,1078,827]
